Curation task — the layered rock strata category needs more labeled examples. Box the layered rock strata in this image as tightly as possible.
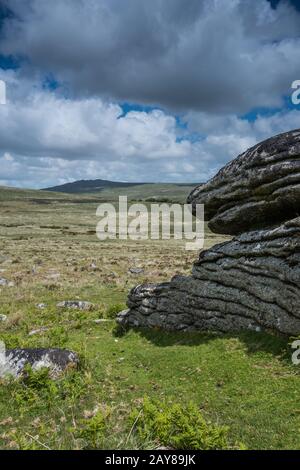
[118,130,300,335]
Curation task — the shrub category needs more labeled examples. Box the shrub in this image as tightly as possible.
[10,365,87,416]
[129,398,230,450]
[47,325,69,347]
[105,303,126,319]
[75,410,109,449]
[11,366,59,415]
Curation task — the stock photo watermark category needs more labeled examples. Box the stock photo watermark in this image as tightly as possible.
[95,196,204,251]
[0,79,6,105]
[291,340,300,365]
[291,80,300,105]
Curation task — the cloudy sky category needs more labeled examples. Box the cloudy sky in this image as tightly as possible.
[0,0,300,188]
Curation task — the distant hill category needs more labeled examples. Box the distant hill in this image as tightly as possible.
[42,179,200,203]
[43,179,148,193]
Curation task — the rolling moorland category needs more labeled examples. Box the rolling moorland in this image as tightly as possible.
[44,179,199,204]
[0,184,299,449]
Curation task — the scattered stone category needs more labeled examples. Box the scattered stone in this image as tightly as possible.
[116,309,130,324]
[28,327,49,336]
[188,128,300,235]
[57,300,94,310]
[36,303,47,309]
[0,314,7,322]
[120,129,300,335]
[0,278,14,287]
[128,267,144,275]
[0,348,79,377]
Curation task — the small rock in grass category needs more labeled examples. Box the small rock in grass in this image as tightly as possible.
[57,300,93,311]
[0,278,8,286]
[28,327,49,336]
[94,319,112,324]
[128,267,144,275]
[36,303,47,309]
[0,348,79,378]
[0,314,7,322]
[0,278,14,287]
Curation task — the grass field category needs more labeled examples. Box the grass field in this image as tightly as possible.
[84,183,197,204]
[0,186,299,450]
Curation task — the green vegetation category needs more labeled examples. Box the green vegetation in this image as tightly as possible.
[0,182,197,205]
[0,186,299,450]
[129,398,234,450]
[89,183,197,204]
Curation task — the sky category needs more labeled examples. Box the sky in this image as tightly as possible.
[0,0,300,188]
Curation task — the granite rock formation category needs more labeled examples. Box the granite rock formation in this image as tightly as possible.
[117,130,300,335]
[188,128,300,235]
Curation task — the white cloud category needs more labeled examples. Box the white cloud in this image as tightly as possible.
[0,1,299,188]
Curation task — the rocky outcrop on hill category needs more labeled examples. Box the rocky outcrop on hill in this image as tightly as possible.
[188,128,300,235]
[118,130,300,335]
[118,217,300,335]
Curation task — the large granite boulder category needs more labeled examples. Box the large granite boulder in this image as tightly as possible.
[118,218,300,335]
[188,129,300,235]
[118,129,300,335]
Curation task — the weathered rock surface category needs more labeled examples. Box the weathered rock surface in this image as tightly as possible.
[118,217,300,335]
[119,130,300,335]
[188,129,300,235]
[36,303,47,309]
[0,348,79,377]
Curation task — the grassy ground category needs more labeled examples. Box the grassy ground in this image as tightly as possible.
[0,187,299,450]
[89,183,197,203]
